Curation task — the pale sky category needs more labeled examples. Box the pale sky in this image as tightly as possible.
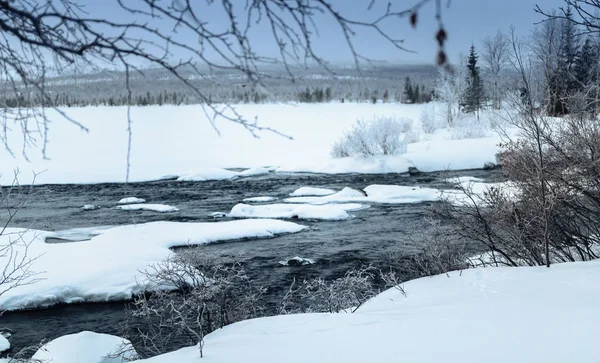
[79,0,568,65]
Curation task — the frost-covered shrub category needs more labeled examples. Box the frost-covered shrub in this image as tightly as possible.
[420,104,444,134]
[450,115,491,140]
[331,116,413,158]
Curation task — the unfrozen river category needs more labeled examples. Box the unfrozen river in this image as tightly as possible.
[1,169,502,355]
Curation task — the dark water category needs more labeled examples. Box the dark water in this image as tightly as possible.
[1,169,503,355]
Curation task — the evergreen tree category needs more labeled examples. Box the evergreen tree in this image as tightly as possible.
[463,45,485,117]
[382,89,389,103]
[404,76,414,103]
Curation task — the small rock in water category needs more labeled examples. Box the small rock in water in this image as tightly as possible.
[483,162,497,170]
[279,256,316,267]
[81,204,100,211]
[408,166,421,176]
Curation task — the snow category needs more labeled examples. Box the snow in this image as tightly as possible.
[285,185,440,205]
[137,260,600,363]
[117,197,146,204]
[278,256,315,266]
[242,196,278,203]
[177,168,240,182]
[289,187,336,197]
[116,203,180,212]
[177,166,271,182]
[0,335,9,353]
[31,331,136,363]
[0,103,509,185]
[239,166,271,177]
[443,176,517,206]
[0,220,306,311]
[228,203,367,221]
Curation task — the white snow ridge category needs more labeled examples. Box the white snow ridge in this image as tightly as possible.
[117,197,146,204]
[116,203,179,212]
[228,203,367,221]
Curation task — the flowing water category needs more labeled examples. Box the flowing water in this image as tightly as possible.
[0,169,503,355]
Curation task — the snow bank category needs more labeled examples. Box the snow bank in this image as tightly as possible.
[289,187,336,197]
[443,176,518,206]
[285,185,440,205]
[31,331,136,363]
[239,166,271,177]
[116,203,179,212]
[176,168,240,182]
[138,260,600,363]
[0,220,306,311]
[177,166,271,182]
[117,197,146,204]
[0,103,507,185]
[228,203,367,221]
[242,196,278,203]
[0,335,9,353]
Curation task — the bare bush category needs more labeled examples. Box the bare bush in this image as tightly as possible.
[434,29,600,267]
[331,116,413,158]
[0,171,42,305]
[279,266,377,314]
[120,250,265,358]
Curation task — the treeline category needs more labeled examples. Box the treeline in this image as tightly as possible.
[537,8,600,115]
[0,66,437,107]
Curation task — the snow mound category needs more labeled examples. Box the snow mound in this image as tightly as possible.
[118,197,146,204]
[243,196,278,203]
[178,167,271,182]
[177,168,240,182]
[31,331,136,363]
[285,185,440,205]
[278,256,315,266]
[289,187,336,197]
[0,220,307,311]
[116,203,179,212]
[0,335,9,353]
[239,167,271,177]
[138,260,600,363]
[82,204,100,211]
[229,203,367,221]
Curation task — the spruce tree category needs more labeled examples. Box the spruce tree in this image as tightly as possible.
[404,76,414,103]
[463,45,485,118]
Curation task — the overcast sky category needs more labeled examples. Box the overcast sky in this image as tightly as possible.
[81,0,568,66]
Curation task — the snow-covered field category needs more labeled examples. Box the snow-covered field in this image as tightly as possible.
[0,103,507,185]
[0,220,306,311]
[20,260,600,363]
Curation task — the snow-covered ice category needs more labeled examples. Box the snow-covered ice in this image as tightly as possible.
[228,203,367,221]
[117,197,146,204]
[177,166,271,182]
[239,166,271,177]
[289,187,336,197]
[242,196,278,203]
[0,103,509,185]
[285,185,441,205]
[31,331,136,363]
[0,220,306,311]
[116,203,180,213]
[176,168,240,182]
[0,335,9,353]
[136,260,600,363]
